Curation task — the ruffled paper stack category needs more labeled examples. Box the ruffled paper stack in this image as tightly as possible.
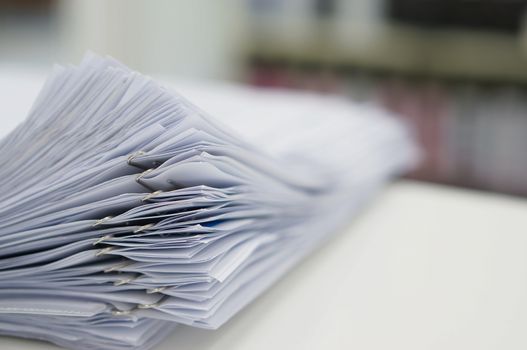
[0,54,417,350]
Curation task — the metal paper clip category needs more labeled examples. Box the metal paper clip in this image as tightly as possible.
[104,261,132,273]
[133,223,154,234]
[95,247,114,257]
[137,302,161,309]
[146,286,166,294]
[93,234,113,246]
[142,190,163,201]
[136,168,156,191]
[112,309,132,316]
[127,150,146,167]
[113,276,137,286]
[92,216,113,227]
[136,168,153,181]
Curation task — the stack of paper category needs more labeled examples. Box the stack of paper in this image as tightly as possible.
[0,53,418,350]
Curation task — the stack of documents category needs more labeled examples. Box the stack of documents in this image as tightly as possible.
[0,53,418,350]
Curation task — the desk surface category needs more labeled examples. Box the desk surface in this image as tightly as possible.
[2,180,527,350]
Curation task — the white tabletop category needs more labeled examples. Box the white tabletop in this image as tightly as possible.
[2,180,527,350]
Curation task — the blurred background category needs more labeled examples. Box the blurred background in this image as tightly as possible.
[1,0,527,196]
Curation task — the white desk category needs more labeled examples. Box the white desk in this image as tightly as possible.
[2,180,527,350]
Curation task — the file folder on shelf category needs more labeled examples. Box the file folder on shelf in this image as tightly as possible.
[0,53,418,350]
